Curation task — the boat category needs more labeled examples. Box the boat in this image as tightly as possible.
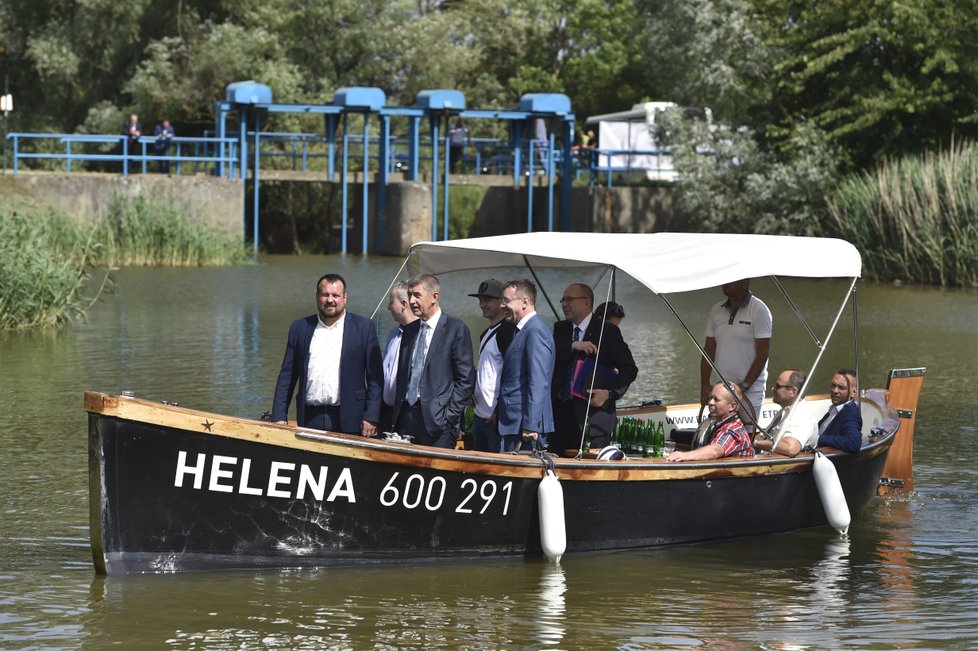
[86,232,924,574]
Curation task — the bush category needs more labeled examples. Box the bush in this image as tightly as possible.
[658,110,840,236]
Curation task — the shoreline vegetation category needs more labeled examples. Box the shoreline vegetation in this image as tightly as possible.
[0,196,249,330]
[4,139,977,330]
[825,140,978,288]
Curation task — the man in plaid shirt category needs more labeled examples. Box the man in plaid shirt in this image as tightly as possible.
[668,382,755,461]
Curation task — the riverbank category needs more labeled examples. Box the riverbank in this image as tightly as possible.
[0,196,249,330]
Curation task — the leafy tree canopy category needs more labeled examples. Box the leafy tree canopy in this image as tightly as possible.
[2,0,978,172]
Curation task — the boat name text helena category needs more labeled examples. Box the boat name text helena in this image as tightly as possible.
[174,451,515,516]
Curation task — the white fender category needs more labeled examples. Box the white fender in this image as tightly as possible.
[538,470,566,564]
[813,450,851,535]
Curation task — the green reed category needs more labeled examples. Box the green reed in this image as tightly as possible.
[0,202,106,329]
[98,195,249,267]
[826,140,978,286]
[1,195,248,329]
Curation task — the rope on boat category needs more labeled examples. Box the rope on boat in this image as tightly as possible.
[532,447,556,474]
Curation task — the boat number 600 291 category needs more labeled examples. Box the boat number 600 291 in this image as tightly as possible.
[379,472,513,516]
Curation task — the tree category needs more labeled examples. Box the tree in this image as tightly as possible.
[755,0,978,170]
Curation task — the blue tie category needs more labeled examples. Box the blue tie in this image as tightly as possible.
[406,322,428,405]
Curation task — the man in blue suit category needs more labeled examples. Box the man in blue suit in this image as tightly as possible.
[272,273,384,436]
[817,368,863,454]
[497,278,555,453]
[392,274,475,448]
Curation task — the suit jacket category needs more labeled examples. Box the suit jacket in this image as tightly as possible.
[498,314,555,436]
[817,401,863,454]
[551,318,637,411]
[392,311,475,437]
[271,313,384,432]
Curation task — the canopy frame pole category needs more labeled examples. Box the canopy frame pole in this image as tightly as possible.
[852,284,861,407]
[770,277,858,452]
[657,293,759,431]
[575,269,614,458]
[770,275,822,349]
[370,255,410,321]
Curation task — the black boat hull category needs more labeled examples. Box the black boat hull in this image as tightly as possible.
[87,393,892,574]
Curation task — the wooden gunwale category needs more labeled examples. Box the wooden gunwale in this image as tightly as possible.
[85,390,894,483]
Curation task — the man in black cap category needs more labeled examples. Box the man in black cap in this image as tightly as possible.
[469,279,518,452]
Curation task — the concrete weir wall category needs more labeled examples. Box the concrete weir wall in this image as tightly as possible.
[0,172,242,237]
[378,182,681,255]
[1,171,678,255]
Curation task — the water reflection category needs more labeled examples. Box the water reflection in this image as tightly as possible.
[535,565,567,646]
[808,535,851,621]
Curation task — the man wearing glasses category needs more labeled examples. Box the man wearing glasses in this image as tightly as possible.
[550,283,637,455]
[753,369,818,457]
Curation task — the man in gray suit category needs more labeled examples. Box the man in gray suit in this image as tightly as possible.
[497,278,555,452]
[392,274,475,448]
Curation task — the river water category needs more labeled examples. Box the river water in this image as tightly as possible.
[1,254,976,649]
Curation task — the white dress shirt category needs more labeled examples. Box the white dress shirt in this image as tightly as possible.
[305,312,345,406]
[383,325,403,407]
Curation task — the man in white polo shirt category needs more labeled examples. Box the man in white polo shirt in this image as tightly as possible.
[700,279,772,421]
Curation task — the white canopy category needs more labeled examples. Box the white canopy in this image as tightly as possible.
[406,232,861,295]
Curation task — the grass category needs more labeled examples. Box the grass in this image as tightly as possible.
[826,140,978,286]
[0,195,248,329]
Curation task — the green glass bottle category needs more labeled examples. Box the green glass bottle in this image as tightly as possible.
[654,421,665,457]
[640,420,651,457]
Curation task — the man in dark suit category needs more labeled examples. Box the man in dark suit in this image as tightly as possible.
[498,278,555,452]
[550,283,638,454]
[817,368,863,454]
[392,274,475,448]
[271,273,384,435]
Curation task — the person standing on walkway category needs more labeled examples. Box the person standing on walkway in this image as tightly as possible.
[153,119,175,174]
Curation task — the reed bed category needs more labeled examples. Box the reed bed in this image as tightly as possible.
[98,196,249,267]
[0,203,105,329]
[1,196,248,329]
[826,140,978,286]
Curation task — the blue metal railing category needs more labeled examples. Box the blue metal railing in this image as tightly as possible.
[6,132,677,187]
[5,133,239,177]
